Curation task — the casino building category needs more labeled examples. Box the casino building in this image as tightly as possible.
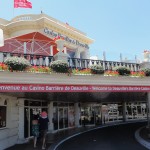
[0,14,149,150]
[0,13,93,64]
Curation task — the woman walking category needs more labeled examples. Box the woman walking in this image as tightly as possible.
[32,114,39,148]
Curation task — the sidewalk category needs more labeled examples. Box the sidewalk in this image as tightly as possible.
[5,126,96,150]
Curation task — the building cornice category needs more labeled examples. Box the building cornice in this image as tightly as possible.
[0,14,94,45]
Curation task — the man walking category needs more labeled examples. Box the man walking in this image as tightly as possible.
[39,111,49,150]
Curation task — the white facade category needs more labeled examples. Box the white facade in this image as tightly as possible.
[0,95,18,150]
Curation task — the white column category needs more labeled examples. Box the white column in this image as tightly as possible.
[64,46,67,54]
[0,53,3,62]
[39,57,43,66]
[0,29,4,47]
[50,46,53,56]
[103,51,106,61]
[74,103,80,127]
[17,98,26,143]
[24,42,27,54]
[123,102,127,122]
[81,49,90,59]
[48,102,54,131]
[45,57,49,66]
[74,48,81,68]
[120,53,122,62]
[74,48,81,58]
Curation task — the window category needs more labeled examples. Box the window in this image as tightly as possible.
[0,106,6,128]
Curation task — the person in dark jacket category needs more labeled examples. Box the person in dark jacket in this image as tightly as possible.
[39,111,49,150]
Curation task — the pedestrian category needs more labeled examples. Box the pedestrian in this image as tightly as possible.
[39,111,49,150]
[32,114,39,148]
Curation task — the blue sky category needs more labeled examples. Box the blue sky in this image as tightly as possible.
[0,0,150,61]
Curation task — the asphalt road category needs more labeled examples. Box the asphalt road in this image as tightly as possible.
[56,122,148,150]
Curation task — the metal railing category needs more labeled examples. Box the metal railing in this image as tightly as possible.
[0,52,54,67]
[68,58,140,71]
[0,52,140,71]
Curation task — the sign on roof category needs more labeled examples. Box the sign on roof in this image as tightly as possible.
[44,27,89,49]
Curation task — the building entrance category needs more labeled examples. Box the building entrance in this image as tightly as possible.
[58,107,68,129]
[102,103,123,124]
[80,103,101,126]
[24,100,48,138]
[53,102,75,130]
[126,102,147,120]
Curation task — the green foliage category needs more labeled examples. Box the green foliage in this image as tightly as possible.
[140,68,150,76]
[90,65,104,74]
[4,56,30,71]
[113,66,130,75]
[50,60,68,73]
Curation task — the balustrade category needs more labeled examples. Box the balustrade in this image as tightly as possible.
[0,52,140,71]
[68,58,140,71]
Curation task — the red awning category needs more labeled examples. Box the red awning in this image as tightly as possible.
[0,32,58,56]
[13,32,56,44]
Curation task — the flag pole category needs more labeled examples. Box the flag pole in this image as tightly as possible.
[41,7,43,14]
[13,0,15,18]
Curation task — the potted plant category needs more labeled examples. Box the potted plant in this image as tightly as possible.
[50,60,68,73]
[113,66,130,76]
[4,56,30,71]
[90,65,104,74]
[140,68,150,76]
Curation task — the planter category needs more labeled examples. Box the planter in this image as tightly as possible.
[4,57,30,72]
[74,74,92,76]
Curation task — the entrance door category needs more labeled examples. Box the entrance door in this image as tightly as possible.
[126,102,147,120]
[137,103,147,119]
[24,107,47,138]
[94,106,101,125]
[58,107,68,129]
[80,106,95,125]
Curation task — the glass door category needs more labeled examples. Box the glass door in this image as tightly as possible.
[137,103,147,119]
[64,108,68,128]
[24,100,48,138]
[80,106,95,125]
[59,108,64,129]
[94,106,101,125]
[24,107,47,138]
[58,107,68,129]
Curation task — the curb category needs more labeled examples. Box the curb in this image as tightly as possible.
[135,126,150,150]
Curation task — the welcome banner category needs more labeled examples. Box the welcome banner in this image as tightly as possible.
[0,84,149,92]
[14,0,32,8]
